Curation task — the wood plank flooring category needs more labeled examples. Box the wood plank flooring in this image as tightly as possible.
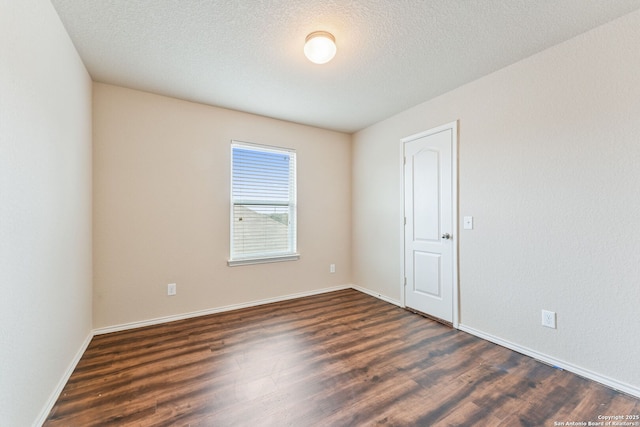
[44,289,639,426]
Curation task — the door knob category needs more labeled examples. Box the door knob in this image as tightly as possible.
[442,233,451,240]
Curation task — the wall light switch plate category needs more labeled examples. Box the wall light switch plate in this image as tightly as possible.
[463,216,473,230]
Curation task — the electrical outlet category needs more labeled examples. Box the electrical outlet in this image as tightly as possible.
[541,309,556,329]
[168,283,176,296]
[329,264,336,273]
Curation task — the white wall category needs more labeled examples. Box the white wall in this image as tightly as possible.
[353,10,640,393]
[0,1,93,425]
[93,84,352,329]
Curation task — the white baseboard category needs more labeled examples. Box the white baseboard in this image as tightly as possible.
[93,284,352,335]
[351,285,403,307]
[34,332,93,427]
[458,324,640,399]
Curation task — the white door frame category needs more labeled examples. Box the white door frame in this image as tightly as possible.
[400,120,459,328]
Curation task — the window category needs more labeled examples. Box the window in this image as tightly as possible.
[228,141,298,266]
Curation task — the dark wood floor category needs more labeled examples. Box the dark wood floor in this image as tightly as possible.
[45,289,639,426]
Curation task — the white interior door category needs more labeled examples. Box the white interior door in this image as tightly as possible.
[403,122,457,324]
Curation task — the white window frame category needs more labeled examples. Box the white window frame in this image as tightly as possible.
[228,141,299,266]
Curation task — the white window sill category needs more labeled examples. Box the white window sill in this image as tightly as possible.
[227,253,300,267]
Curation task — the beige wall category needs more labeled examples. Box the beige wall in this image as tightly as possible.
[353,10,640,392]
[0,1,93,425]
[93,84,352,328]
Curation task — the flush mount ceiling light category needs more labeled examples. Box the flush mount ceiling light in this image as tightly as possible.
[304,31,336,64]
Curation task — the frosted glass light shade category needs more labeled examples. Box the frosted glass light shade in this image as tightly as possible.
[304,31,336,64]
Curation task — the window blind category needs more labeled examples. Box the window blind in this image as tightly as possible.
[230,142,297,262]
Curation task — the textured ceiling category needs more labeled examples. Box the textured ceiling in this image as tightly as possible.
[50,0,640,133]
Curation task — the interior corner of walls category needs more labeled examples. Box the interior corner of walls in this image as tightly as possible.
[351,285,403,308]
[33,331,94,426]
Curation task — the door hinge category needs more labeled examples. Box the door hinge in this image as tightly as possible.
[404,217,407,225]
[404,277,407,286]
